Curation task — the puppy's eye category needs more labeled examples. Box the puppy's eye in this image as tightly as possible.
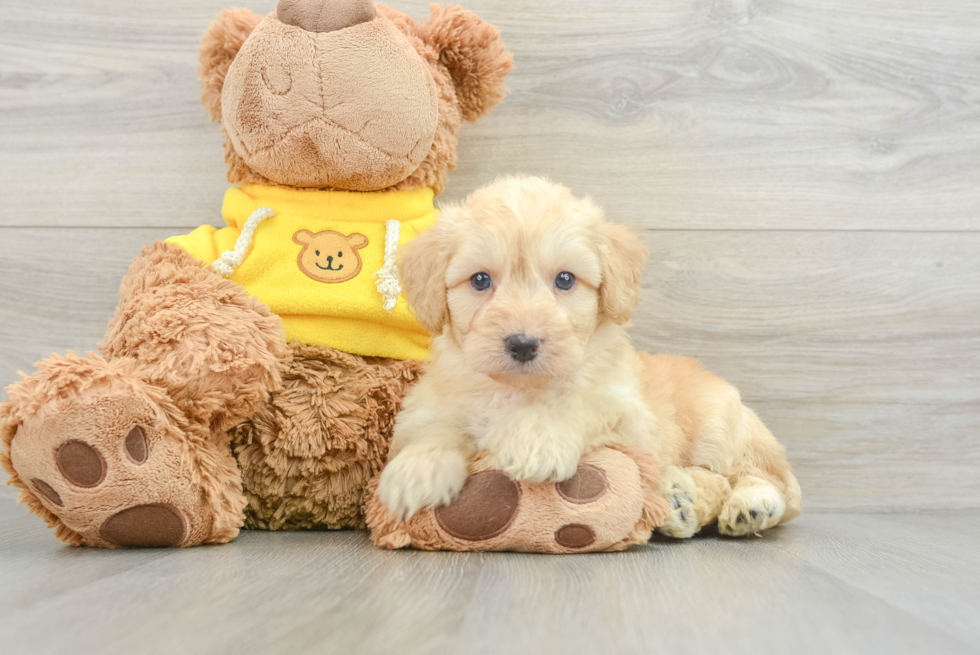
[555,271,576,291]
[337,251,343,257]
[315,250,320,256]
[470,272,492,291]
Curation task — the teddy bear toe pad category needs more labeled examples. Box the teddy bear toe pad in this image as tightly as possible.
[434,471,521,540]
[100,503,188,547]
[10,389,212,548]
[55,440,107,487]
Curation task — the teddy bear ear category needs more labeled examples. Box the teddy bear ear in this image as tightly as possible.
[199,8,263,123]
[419,4,514,123]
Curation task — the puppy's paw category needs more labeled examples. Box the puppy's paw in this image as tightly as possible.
[378,448,468,521]
[718,480,785,537]
[488,438,580,484]
[656,467,698,539]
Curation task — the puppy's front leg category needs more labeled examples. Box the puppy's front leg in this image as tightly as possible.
[484,411,584,483]
[379,407,474,521]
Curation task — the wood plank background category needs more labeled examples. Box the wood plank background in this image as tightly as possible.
[1,0,978,510]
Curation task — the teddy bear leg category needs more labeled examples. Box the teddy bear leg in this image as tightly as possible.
[100,242,287,436]
[2,242,287,546]
[1,354,245,547]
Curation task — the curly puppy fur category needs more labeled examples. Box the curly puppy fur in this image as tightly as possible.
[379,177,802,536]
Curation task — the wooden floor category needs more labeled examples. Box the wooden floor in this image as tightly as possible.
[1,497,977,655]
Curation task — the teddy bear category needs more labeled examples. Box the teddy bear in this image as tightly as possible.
[0,0,515,548]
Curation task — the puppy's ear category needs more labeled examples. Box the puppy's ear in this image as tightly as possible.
[199,8,262,122]
[598,222,647,325]
[401,221,451,335]
[419,5,513,123]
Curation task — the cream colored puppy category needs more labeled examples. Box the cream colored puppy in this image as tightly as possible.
[379,176,801,537]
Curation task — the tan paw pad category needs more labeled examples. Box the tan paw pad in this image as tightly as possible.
[9,390,214,548]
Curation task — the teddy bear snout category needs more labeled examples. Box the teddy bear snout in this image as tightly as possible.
[276,0,377,33]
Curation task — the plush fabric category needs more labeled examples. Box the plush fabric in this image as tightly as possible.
[222,13,440,190]
[277,0,377,33]
[366,447,669,553]
[204,3,512,195]
[166,185,437,360]
[2,242,276,547]
[232,343,421,530]
[0,0,519,548]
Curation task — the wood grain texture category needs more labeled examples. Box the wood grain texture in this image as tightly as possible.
[1,229,977,510]
[1,498,978,655]
[1,0,979,229]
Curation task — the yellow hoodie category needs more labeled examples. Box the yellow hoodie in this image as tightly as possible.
[166,185,436,361]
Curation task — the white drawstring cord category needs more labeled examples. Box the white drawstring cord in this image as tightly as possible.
[211,206,276,277]
[374,219,402,312]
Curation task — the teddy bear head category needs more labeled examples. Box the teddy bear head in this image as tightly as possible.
[199,0,512,194]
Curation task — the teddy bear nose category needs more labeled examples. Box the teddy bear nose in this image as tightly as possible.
[276,0,377,33]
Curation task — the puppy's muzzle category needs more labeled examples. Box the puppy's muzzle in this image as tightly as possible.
[505,334,539,363]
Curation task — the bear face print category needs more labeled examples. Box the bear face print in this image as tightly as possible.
[293,229,369,283]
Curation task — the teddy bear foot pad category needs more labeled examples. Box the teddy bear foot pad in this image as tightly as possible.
[367,447,667,553]
[6,368,221,548]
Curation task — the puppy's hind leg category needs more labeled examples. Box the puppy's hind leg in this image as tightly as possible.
[656,466,733,538]
[684,467,732,531]
[718,476,786,536]
[717,407,802,537]
[656,467,698,538]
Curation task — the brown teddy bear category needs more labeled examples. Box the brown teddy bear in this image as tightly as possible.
[0,0,514,548]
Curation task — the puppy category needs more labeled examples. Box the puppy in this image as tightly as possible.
[379,176,801,537]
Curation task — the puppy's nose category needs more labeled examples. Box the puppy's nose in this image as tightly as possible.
[277,0,377,33]
[505,334,539,363]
